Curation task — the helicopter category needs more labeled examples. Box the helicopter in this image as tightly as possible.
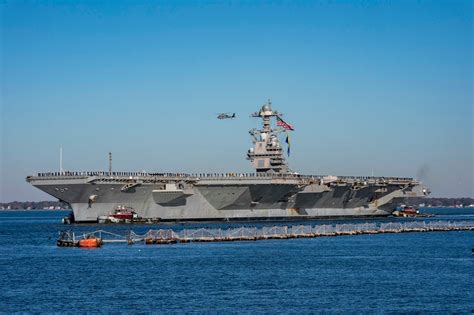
[217,112,236,120]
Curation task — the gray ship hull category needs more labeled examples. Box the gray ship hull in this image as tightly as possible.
[27,172,427,223]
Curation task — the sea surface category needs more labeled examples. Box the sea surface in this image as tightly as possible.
[0,209,473,313]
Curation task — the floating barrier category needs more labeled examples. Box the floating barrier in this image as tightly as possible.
[57,220,474,247]
[57,230,138,247]
[57,231,76,247]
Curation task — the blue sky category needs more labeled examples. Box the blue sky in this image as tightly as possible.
[1,0,472,201]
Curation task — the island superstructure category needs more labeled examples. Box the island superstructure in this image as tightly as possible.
[26,102,429,223]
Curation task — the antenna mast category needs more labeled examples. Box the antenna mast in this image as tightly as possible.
[59,146,63,174]
[109,152,112,173]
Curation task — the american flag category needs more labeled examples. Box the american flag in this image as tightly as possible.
[276,116,294,131]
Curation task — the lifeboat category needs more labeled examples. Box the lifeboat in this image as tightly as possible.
[78,237,102,248]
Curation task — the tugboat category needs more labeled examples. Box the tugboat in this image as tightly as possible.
[110,205,138,220]
[97,205,138,223]
[392,205,433,218]
[393,205,418,217]
[400,205,419,215]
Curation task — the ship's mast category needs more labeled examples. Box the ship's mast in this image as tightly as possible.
[109,152,112,173]
[59,146,64,174]
[247,101,289,174]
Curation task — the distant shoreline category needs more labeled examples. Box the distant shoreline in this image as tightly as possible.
[0,201,71,211]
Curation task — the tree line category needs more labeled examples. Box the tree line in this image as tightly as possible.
[0,201,71,210]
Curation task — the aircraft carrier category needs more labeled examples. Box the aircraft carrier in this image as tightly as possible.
[26,102,429,223]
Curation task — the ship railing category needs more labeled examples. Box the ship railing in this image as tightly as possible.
[32,171,415,183]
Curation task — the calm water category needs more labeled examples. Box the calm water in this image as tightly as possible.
[0,210,473,313]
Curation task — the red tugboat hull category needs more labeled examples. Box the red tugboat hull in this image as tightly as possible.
[110,213,134,220]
